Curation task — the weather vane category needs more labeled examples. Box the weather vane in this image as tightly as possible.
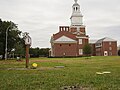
[74,0,78,3]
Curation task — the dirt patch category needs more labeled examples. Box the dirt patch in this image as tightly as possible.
[61,85,92,90]
[30,60,65,63]
[0,67,61,71]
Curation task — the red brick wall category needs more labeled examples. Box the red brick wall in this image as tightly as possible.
[69,27,77,33]
[102,41,117,56]
[53,38,89,57]
[53,43,77,57]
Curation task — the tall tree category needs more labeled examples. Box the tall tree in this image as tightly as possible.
[14,39,25,57]
[118,50,120,56]
[0,19,24,59]
[83,44,92,56]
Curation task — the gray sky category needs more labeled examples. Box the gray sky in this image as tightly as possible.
[0,0,120,48]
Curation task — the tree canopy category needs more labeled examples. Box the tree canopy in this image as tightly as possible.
[30,48,50,57]
[0,19,25,59]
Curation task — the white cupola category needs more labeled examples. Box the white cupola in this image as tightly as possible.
[70,0,83,26]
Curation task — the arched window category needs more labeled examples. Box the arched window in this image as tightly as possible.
[76,7,78,11]
[74,7,75,11]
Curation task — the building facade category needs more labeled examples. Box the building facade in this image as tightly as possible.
[50,0,118,57]
[50,0,89,57]
[95,37,117,56]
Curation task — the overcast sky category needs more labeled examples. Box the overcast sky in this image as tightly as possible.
[0,0,120,48]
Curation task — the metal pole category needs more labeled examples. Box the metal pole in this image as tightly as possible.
[5,29,8,60]
[5,26,10,60]
[5,33,7,60]
[5,22,13,60]
[4,22,18,60]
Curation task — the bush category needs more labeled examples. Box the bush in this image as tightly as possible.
[83,44,92,56]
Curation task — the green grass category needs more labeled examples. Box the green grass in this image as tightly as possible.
[0,56,120,90]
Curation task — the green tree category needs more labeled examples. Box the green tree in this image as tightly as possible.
[39,48,50,57]
[30,47,40,57]
[83,44,92,56]
[29,48,50,57]
[0,19,24,59]
[118,50,120,56]
[14,40,25,58]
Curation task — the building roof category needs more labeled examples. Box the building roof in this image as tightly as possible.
[53,31,77,41]
[96,37,117,43]
[54,35,77,43]
[89,40,97,44]
[73,3,80,6]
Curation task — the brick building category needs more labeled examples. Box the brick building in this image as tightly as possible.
[49,0,118,57]
[95,37,117,56]
[50,0,89,57]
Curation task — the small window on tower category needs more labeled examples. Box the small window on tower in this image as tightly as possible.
[60,44,62,46]
[69,44,71,46]
[74,7,75,11]
[76,7,78,11]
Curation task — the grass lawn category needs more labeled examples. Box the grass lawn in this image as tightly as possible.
[0,56,120,90]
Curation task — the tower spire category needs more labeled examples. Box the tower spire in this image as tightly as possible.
[74,0,78,3]
[70,0,83,26]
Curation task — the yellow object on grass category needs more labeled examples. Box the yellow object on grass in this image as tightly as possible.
[32,63,38,68]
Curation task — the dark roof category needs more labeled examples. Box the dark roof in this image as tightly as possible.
[96,37,117,43]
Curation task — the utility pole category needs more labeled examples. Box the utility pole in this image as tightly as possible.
[5,22,12,60]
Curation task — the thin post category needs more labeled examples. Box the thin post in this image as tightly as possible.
[5,22,12,60]
[26,45,30,68]
[5,29,8,60]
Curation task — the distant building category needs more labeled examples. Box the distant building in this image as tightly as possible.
[50,0,89,57]
[91,37,117,56]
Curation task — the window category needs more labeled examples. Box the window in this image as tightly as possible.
[76,7,78,11]
[60,44,62,46]
[109,52,112,56]
[109,42,112,45]
[109,47,112,50]
[74,7,75,11]
[79,39,82,44]
[79,49,83,55]
[69,44,71,46]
